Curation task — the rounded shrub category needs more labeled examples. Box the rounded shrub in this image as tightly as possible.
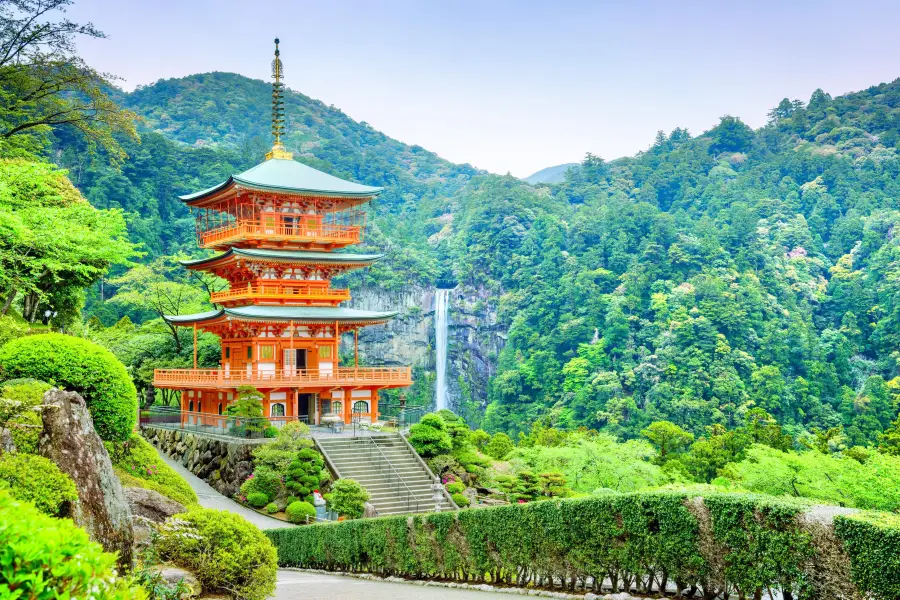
[0,491,144,598]
[285,500,316,524]
[325,479,369,519]
[155,509,277,600]
[240,465,283,501]
[247,491,269,508]
[0,333,137,441]
[409,414,453,457]
[446,481,465,494]
[0,453,77,516]
[265,502,278,514]
[451,492,469,507]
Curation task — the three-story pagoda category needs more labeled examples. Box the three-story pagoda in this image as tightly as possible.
[153,39,411,425]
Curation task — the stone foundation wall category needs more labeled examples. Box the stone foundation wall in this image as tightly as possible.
[142,426,256,497]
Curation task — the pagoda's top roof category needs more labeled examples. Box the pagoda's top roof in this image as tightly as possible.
[180,156,383,204]
[180,248,384,269]
[165,305,397,326]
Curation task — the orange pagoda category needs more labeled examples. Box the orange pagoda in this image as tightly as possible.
[153,39,411,425]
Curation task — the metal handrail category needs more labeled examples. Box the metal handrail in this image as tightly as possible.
[399,431,458,510]
[361,435,418,514]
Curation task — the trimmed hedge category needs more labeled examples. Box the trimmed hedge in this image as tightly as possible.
[0,333,137,441]
[0,452,78,516]
[265,492,878,598]
[835,512,900,600]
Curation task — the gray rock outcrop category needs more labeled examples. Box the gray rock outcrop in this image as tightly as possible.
[125,487,186,549]
[40,389,133,567]
[152,565,200,598]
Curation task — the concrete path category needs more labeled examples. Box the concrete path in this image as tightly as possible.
[274,571,528,600]
[155,446,294,529]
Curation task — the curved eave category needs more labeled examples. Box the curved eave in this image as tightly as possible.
[179,249,385,270]
[179,179,382,206]
[164,308,398,327]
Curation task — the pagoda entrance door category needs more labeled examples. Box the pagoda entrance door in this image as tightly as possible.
[297,393,313,423]
[283,348,307,376]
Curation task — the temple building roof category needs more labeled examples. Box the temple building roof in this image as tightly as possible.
[180,248,384,269]
[165,305,397,326]
[180,156,383,205]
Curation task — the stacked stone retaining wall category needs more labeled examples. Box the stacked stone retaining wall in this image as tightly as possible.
[142,426,256,497]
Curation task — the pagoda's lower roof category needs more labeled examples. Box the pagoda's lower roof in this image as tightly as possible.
[180,248,384,270]
[165,305,397,326]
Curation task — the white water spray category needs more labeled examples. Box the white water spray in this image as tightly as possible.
[434,289,450,411]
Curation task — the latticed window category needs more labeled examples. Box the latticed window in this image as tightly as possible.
[319,346,333,359]
[259,345,274,360]
[353,401,368,414]
[331,400,342,415]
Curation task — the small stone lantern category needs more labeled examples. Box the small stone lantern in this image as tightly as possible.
[431,476,444,512]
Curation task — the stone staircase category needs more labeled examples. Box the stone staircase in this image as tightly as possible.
[316,434,454,516]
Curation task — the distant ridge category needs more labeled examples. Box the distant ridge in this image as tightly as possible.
[523,163,578,185]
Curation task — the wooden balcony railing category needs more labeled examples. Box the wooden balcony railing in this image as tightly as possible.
[198,220,362,249]
[153,366,412,390]
[210,283,351,305]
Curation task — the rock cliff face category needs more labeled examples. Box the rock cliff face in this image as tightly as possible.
[345,285,506,414]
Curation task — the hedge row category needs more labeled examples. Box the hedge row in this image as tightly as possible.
[834,512,900,600]
[267,492,836,599]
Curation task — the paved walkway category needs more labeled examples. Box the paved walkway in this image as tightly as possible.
[152,444,530,598]
[274,571,527,600]
[155,446,294,529]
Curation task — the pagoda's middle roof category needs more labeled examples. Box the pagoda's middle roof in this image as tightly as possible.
[180,248,384,269]
[165,305,398,326]
[180,157,383,204]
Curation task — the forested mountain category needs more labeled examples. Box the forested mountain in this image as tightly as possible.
[524,163,578,184]
[56,72,900,447]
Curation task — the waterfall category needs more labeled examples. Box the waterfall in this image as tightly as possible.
[434,289,450,411]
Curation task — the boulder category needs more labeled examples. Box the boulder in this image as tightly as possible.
[125,487,185,522]
[0,427,14,454]
[39,389,134,567]
[153,565,201,598]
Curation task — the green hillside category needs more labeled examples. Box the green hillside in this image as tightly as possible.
[55,73,900,446]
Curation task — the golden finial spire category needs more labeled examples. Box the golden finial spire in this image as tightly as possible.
[266,37,292,160]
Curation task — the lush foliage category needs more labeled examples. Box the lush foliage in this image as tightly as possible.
[0,159,137,326]
[0,452,77,516]
[0,333,137,441]
[324,479,369,519]
[283,447,328,503]
[155,509,277,600]
[408,413,453,457]
[246,491,269,508]
[835,512,900,600]
[0,377,49,453]
[284,500,316,524]
[107,434,198,507]
[0,491,145,599]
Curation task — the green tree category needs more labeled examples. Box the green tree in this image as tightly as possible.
[641,421,694,463]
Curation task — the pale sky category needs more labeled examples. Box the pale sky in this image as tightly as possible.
[67,0,900,178]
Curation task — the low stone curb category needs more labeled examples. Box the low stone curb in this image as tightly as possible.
[283,568,652,599]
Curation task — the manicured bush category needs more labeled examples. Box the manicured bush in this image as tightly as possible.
[0,333,137,441]
[240,465,283,502]
[0,453,77,516]
[265,502,278,514]
[107,434,198,507]
[265,492,851,598]
[0,491,145,599]
[451,492,469,507]
[247,491,269,508]
[325,479,369,519]
[155,509,277,600]
[284,447,327,500]
[446,481,465,494]
[285,500,317,524]
[835,512,900,600]
[408,414,452,457]
[484,431,514,459]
